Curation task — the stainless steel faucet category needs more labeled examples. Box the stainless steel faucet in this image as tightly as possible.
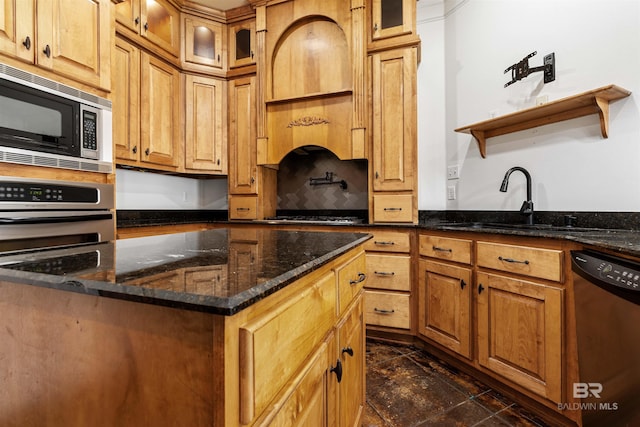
[500,166,534,225]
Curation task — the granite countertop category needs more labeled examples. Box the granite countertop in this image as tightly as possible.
[0,228,371,316]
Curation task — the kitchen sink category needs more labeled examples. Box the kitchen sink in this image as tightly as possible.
[437,222,598,232]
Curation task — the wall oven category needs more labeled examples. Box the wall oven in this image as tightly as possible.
[0,177,114,255]
[0,63,112,173]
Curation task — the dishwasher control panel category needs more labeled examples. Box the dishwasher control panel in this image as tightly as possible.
[572,250,640,292]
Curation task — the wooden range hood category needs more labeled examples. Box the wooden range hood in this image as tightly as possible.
[251,0,367,167]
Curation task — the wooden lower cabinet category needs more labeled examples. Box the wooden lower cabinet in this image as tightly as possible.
[418,259,472,359]
[0,243,366,426]
[417,231,568,419]
[476,272,563,403]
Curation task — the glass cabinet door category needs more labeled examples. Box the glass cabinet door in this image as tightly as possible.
[371,0,414,41]
[184,16,224,69]
[229,20,255,68]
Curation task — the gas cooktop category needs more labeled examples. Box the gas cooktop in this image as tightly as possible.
[259,215,364,225]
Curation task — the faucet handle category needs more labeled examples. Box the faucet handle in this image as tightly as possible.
[519,200,534,215]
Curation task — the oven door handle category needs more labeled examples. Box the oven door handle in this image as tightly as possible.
[0,213,113,224]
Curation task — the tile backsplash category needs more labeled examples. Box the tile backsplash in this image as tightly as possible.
[276,147,368,210]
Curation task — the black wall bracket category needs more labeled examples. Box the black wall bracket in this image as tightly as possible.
[504,51,555,88]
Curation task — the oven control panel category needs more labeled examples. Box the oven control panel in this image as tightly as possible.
[0,180,98,203]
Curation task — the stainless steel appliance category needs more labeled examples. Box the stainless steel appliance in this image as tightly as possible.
[0,63,112,173]
[0,176,114,254]
[571,250,640,426]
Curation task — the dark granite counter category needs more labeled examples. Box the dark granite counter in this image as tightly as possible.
[0,228,371,315]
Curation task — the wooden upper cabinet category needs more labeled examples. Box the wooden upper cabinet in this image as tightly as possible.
[182,14,225,72]
[184,74,227,174]
[371,47,416,192]
[114,35,180,171]
[0,0,111,91]
[140,52,180,168]
[370,0,416,45]
[228,19,255,69]
[113,37,140,162]
[229,76,257,195]
[115,0,180,57]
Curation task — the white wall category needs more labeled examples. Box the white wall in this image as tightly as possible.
[116,169,228,210]
[417,0,640,211]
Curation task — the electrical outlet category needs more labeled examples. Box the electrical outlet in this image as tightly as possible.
[447,185,457,200]
[447,165,459,180]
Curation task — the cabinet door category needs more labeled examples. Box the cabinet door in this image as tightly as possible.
[418,259,472,359]
[336,295,365,427]
[371,0,415,41]
[477,272,563,403]
[140,52,180,168]
[38,0,111,90]
[184,16,224,70]
[184,74,227,173]
[141,0,179,56]
[113,37,140,162]
[114,0,140,33]
[0,0,34,63]
[229,20,255,68]
[371,48,416,191]
[265,341,329,427]
[229,76,257,195]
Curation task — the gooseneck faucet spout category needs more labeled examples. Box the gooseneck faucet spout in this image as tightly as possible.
[499,166,534,225]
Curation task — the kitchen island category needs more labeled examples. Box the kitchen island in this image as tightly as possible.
[0,228,371,426]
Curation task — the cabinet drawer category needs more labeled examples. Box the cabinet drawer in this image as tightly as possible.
[372,194,413,223]
[362,230,411,253]
[365,290,410,330]
[336,251,367,316]
[365,254,411,291]
[239,271,336,424]
[477,242,563,282]
[229,197,257,220]
[420,235,472,265]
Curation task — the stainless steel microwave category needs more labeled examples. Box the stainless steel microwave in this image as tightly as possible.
[0,63,112,173]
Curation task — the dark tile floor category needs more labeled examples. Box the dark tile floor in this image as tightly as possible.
[362,339,550,427]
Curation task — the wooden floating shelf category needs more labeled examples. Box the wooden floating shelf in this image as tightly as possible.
[454,85,631,158]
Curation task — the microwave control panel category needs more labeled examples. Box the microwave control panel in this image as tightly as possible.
[0,181,98,203]
[81,106,99,159]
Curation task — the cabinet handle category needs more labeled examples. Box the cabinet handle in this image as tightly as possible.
[374,271,395,276]
[374,307,395,314]
[342,347,354,357]
[236,207,250,211]
[217,54,220,62]
[375,171,379,179]
[432,246,452,253]
[251,51,254,59]
[217,159,220,165]
[374,240,395,246]
[478,284,485,294]
[498,256,529,265]
[349,272,366,285]
[374,23,378,32]
[250,177,255,184]
[384,207,402,211]
[144,148,150,156]
[330,359,343,383]
[134,16,140,26]
[43,44,51,58]
[144,22,149,31]
[132,145,137,154]
[22,36,31,50]
[460,279,467,289]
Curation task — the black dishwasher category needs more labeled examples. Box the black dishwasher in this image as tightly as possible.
[571,250,640,426]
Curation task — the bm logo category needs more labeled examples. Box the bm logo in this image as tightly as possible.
[573,383,603,399]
